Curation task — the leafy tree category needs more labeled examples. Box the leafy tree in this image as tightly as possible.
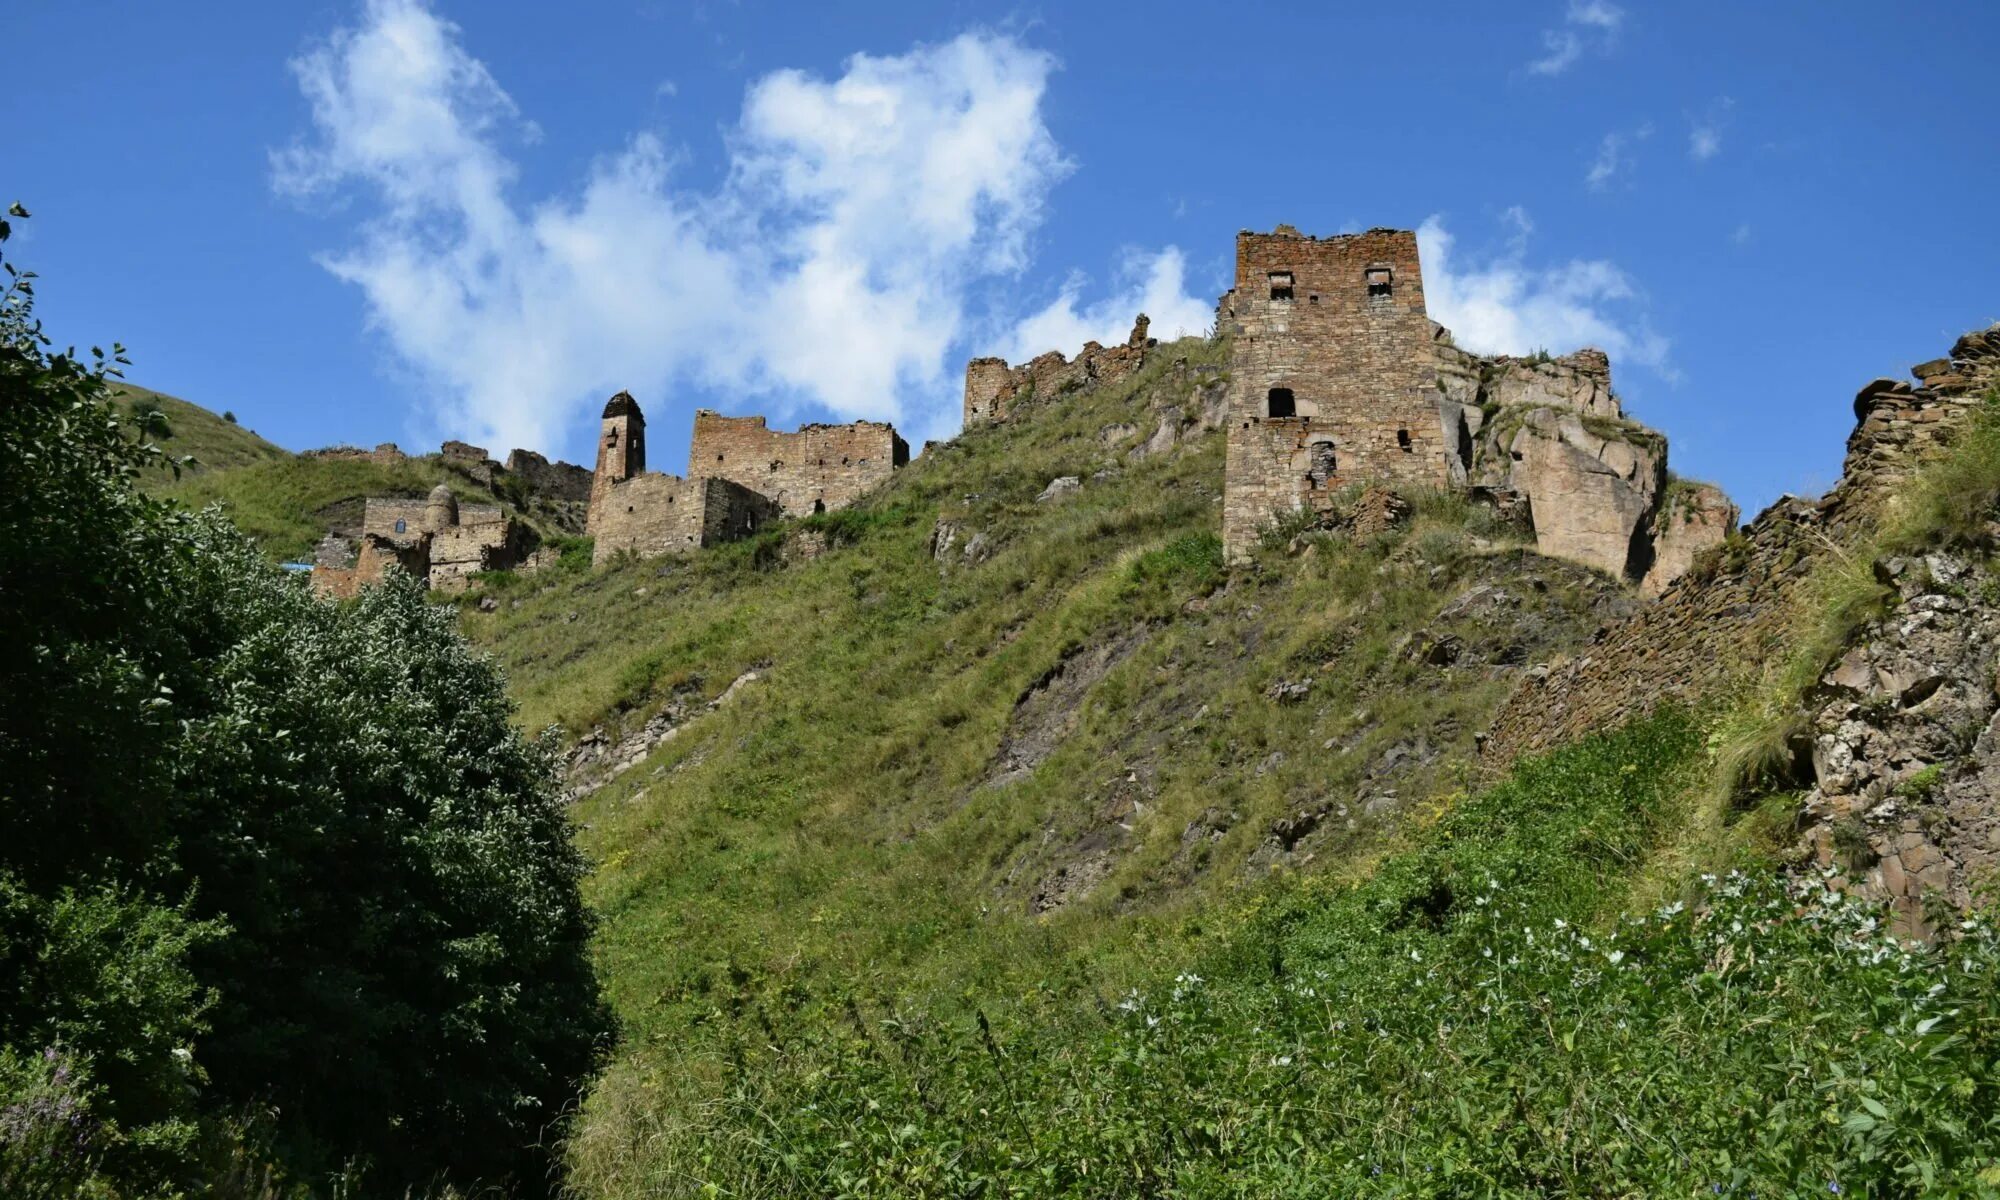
[0,205,610,1195]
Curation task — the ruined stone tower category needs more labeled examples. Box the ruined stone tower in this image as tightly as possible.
[1219,226,1453,561]
[424,482,458,533]
[590,391,646,536]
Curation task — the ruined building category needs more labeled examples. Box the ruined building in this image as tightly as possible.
[586,393,906,565]
[1218,224,1735,588]
[691,410,908,518]
[964,315,1157,426]
[313,484,535,597]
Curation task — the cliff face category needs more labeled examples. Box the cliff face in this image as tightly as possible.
[1482,324,2000,770]
[1435,329,1737,589]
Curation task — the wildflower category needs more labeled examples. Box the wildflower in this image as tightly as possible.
[1482,947,1493,958]
[1827,1182,1841,1194]
[1606,950,1625,966]
[1146,1015,1160,1028]
[1272,1055,1292,1067]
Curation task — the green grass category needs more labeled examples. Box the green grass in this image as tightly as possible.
[446,337,1659,1195]
[636,711,2000,1196]
[110,382,289,483]
[161,456,515,562]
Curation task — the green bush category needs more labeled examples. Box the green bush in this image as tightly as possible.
[1,208,610,1195]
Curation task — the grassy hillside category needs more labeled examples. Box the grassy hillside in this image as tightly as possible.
[456,339,1693,1193]
[109,382,290,481]
[161,456,518,562]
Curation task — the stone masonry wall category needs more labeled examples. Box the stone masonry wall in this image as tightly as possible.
[1220,227,1452,560]
[689,410,908,519]
[591,473,781,566]
[963,315,1154,427]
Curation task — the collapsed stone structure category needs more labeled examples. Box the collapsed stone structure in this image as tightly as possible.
[586,392,905,566]
[1217,225,1735,587]
[963,315,1157,426]
[313,484,537,597]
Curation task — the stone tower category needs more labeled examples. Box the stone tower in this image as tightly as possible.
[590,391,646,535]
[1219,226,1453,561]
[424,482,458,532]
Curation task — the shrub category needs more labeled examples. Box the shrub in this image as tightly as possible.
[1,207,611,1195]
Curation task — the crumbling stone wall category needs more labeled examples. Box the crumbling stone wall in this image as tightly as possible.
[963,315,1154,427]
[304,442,407,466]
[689,410,908,519]
[590,473,780,566]
[318,490,532,594]
[1219,227,1453,561]
[1794,551,2000,936]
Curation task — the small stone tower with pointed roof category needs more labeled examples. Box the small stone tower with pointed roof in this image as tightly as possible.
[590,391,646,535]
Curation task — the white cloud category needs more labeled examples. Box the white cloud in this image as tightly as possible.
[1418,213,1669,375]
[1688,96,1733,161]
[1567,1,1624,31]
[1527,1,1625,76]
[274,0,1130,455]
[1586,133,1626,189]
[1528,30,1583,76]
[1003,247,1212,364]
[1585,122,1651,191]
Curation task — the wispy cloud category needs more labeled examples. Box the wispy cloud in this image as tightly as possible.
[1418,212,1669,375]
[1585,122,1651,191]
[273,0,1205,454]
[1527,0,1625,76]
[1688,96,1734,161]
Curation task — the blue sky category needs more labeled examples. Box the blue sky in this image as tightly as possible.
[9,1,1997,516]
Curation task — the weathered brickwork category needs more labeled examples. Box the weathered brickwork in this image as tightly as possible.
[315,486,530,595]
[689,410,908,519]
[1220,227,1453,560]
[583,390,908,564]
[963,315,1154,426]
[590,473,780,565]
[589,391,647,536]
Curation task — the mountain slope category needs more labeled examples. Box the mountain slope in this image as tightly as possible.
[457,336,1653,1191]
[494,328,2000,1196]
[110,382,289,480]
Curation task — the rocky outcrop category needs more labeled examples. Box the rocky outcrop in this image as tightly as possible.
[1641,482,1738,599]
[1466,347,1623,419]
[1503,408,1665,579]
[1795,552,2000,936]
[1434,327,1706,587]
[1483,323,2000,768]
